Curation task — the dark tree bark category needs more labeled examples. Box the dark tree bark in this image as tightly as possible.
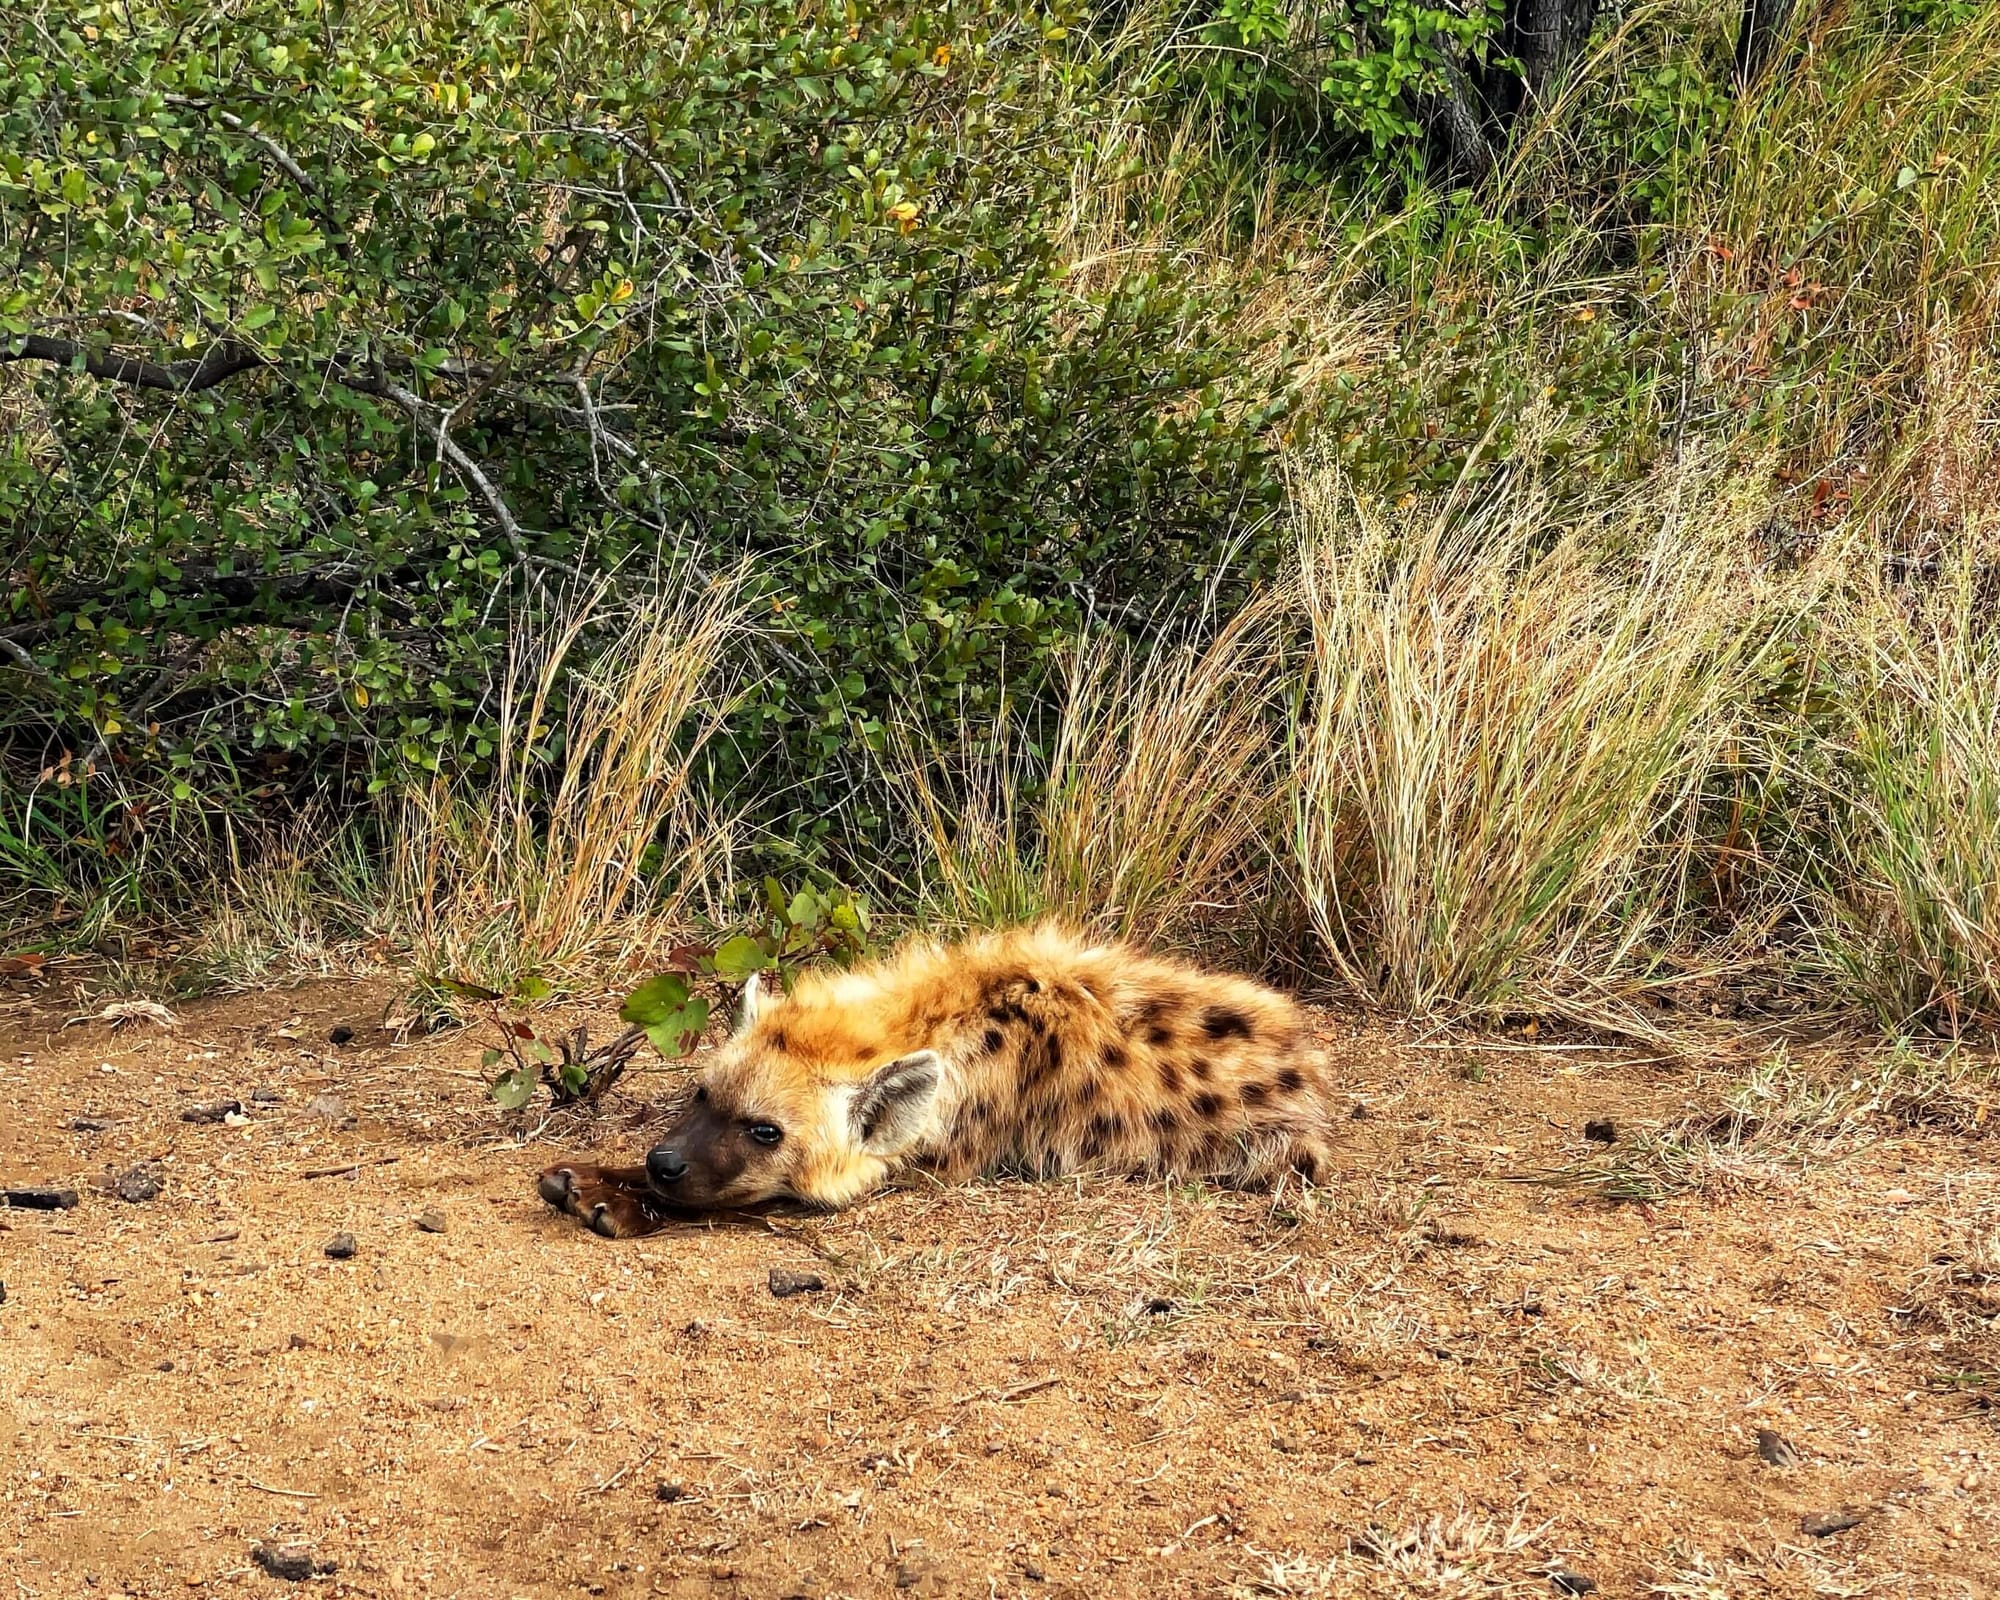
[1484,0,1603,125]
[1735,0,1794,87]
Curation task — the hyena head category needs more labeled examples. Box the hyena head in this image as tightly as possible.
[643,973,943,1210]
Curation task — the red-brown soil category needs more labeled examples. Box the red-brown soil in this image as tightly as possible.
[3,979,1996,1598]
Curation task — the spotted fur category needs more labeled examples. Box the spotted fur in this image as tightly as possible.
[538,924,1337,1235]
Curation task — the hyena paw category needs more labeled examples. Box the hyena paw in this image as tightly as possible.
[536,1164,661,1239]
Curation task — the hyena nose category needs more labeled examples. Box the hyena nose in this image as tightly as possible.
[646,1146,689,1187]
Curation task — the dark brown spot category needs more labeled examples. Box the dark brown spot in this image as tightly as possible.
[1148,1105,1179,1133]
[1191,1091,1224,1119]
[765,1026,790,1054]
[1157,1061,1183,1095]
[1146,1021,1175,1048]
[1081,1112,1122,1160]
[1190,1056,1214,1083]
[981,1027,1005,1055]
[1201,1007,1252,1042]
[1101,1043,1129,1073]
[1241,1081,1271,1107]
[1277,1066,1304,1093]
[1134,994,1177,1025]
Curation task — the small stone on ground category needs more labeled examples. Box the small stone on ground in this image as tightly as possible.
[252,1544,334,1581]
[768,1267,825,1298]
[324,1231,358,1259]
[114,1165,163,1203]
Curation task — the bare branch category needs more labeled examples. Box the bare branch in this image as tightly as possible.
[376,378,531,562]
[0,636,50,679]
[1,333,267,393]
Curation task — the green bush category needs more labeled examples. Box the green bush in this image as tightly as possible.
[0,0,1290,885]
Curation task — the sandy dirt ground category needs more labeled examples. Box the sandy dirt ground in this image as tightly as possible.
[2,976,1997,1599]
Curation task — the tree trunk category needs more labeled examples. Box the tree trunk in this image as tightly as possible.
[1735,0,1794,88]
[1484,0,1601,125]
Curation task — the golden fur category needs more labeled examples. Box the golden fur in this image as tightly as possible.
[538,924,1337,1233]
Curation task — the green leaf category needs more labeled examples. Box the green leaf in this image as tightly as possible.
[490,1066,536,1111]
[514,974,553,1002]
[642,995,711,1059]
[711,934,771,978]
[620,972,692,1026]
[436,977,503,1002]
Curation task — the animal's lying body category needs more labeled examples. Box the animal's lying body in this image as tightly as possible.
[538,923,1338,1235]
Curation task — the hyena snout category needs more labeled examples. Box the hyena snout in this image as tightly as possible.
[645,1144,689,1187]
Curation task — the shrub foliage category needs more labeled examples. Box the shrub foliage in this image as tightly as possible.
[1,0,1287,858]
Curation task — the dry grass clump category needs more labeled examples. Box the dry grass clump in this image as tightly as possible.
[1813,550,2000,1034]
[900,591,1290,948]
[187,815,381,990]
[384,569,744,996]
[1513,1045,1999,1203]
[1287,456,1799,1027]
[1241,1505,1541,1598]
[1902,1200,2000,1377]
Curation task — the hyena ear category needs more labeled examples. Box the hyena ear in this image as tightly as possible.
[850,1051,942,1155]
[735,972,764,1037]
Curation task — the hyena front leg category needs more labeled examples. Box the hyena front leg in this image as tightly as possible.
[536,1162,673,1239]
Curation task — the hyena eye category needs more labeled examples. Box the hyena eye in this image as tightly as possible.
[746,1121,783,1148]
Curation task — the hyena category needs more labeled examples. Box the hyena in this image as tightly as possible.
[538,923,1337,1236]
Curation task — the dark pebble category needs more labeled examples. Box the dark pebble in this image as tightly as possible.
[180,1099,242,1124]
[1551,1572,1597,1597]
[70,1116,114,1132]
[328,1025,355,1045]
[1584,1119,1617,1144]
[414,1208,448,1234]
[250,1086,284,1104]
[3,1186,79,1210]
[655,1481,689,1502]
[1020,1560,1047,1583]
[1801,1508,1867,1538]
[156,1359,174,1371]
[768,1267,825,1298]
[1143,1295,1179,1315]
[114,1165,163,1203]
[252,1545,334,1581]
[1756,1427,1802,1468]
[0,1281,7,1306]
[323,1231,358,1260]
[1349,1101,1372,1120]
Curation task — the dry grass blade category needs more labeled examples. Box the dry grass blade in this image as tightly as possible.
[1288,456,1798,1025]
[898,588,1290,947]
[387,566,746,994]
[1815,547,2000,1034]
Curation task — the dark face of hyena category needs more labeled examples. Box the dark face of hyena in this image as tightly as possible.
[641,976,944,1211]
[641,1081,791,1210]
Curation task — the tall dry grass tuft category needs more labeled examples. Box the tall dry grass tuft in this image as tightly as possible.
[189,813,380,989]
[899,591,1289,948]
[1287,456,1797,1025]
[387,569,744,995]
[1816,546,2000,1033]
[1694,1,2000,512]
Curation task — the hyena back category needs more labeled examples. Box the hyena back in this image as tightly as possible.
[538,923,1337,1235]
